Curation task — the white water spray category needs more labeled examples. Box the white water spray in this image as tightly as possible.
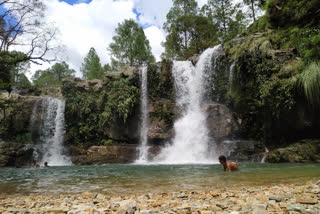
[260,147,269,163]
[136,67,149,163]
[229,61,236,86]
[154,45,222,164]
[39,98,71,166]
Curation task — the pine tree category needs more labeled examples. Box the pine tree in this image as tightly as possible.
[108,19,155,71]
[81,48,103,80]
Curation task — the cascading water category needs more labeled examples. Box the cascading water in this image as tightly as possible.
[33,97,71,166]
[229,61,236,86]
[136,66,149,163]
[154,45,222,164]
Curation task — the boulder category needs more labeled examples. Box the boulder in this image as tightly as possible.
[18,87,62,98]
[70,144,138,165]
[188,54,200,66]
[104,66,139,80]
[205,103,240,140]
[267,140,320,163]
[0,141,34,167]
[148,120,173,142]
[215,140,265,162]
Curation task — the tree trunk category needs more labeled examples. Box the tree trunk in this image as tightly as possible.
[251,0,256,22]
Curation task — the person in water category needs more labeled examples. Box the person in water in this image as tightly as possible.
[219,155,239,172]
[31,160,37,168]
[44,162,50,168]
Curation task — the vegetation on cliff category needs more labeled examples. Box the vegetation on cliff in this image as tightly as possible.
[223,0,320,144]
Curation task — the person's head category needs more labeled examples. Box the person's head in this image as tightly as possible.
[219,155,227,164]
[44,162,48,167]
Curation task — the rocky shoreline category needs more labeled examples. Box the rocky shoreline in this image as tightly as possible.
[1,181,319,214]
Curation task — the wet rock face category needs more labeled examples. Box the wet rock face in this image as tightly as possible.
[70,145,138,165]
[205,103,240,140]
[0,141,33,167]
[267,140,320,163]
[214,140,265,162]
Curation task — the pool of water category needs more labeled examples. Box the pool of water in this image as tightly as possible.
[0,163,319,196]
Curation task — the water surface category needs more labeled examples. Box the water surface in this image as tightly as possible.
[0,163,319,196]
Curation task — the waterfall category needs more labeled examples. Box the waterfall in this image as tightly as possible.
[260,147,269,163]
[154,45,222,164]
[30,97,71,166]
[229,61,236,86]
[136,66,149,163]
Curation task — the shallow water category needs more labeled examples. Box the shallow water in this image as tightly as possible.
[0,163,319,196]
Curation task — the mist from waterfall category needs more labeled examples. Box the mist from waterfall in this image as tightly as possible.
[136,66,149,163]
[31,97,72,166]
[154,45,222,164]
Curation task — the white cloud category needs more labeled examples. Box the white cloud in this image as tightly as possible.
[144,26,165,61]
[27,0,212,78]
[29,0,136,77]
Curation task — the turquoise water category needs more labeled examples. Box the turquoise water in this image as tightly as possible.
[0,163,319,196]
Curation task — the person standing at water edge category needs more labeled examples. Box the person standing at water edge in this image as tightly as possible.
[219,155,239,172]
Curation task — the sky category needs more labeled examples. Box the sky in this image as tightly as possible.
[23,0,212,78]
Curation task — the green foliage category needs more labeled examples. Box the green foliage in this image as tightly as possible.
[108,19,155,70]
[163,0,199,33]
[147,60,174,100]
[81,48,104,80]
[62,76,139,145]
[103,139,113,146]
[224,33,303,142]
[163,15,218,59]
[32,62,75,86]
[247,15,271,33]
[14,73,31,87]
[201,0,248,42]
[0,97,31,141]
[0,51,29,91]
[15,133,32,143]
[296,62,320,106]
[266,0,320,27]
[268,27,320,60]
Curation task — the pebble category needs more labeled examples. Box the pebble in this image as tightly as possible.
[0,183,320,214]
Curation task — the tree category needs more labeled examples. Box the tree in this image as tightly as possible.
[202,0,247,41]
[51,62,75,82]
[108,19,155,70]
[162,0,200,59]
[32,62,75,86]
[0,0,58,91]
[80,47,103,80]
[103,63,112,72]
[243,0,265,22]
[163,15,218,59]
[0,0,57,64]
[163,0,199,32]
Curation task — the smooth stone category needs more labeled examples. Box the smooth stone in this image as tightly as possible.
[140,209,153,214]
[296,197,318,205]
[286,204,306,212]
[269,196,287,202]
[175,193,188,199]
[252,203,268,214]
